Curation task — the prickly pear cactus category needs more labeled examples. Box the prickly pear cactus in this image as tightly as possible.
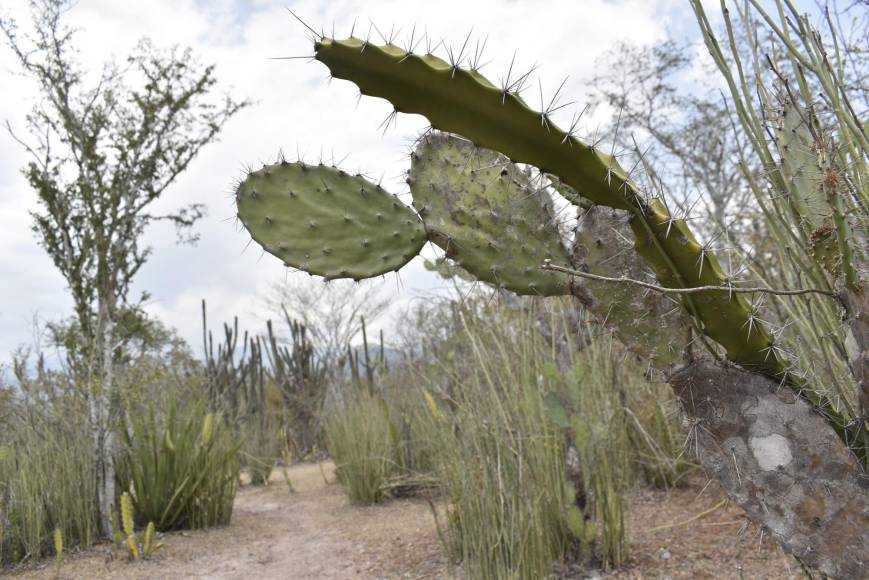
[774,98,832,231]
[235,161,427,280]
[312,36,784,374]
[410,133,572,296]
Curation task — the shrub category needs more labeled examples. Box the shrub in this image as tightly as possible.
[325,391,397,504]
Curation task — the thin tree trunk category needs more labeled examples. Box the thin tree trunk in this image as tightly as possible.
[91,296,116,538]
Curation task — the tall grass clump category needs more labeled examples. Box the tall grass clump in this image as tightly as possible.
[557,335,633,569]
[625,388,696,489]
[115,395,240,532]
[322,294,694,575]
[0,399,97,566]
[240,412,284,486]
[421,298,693,575]
[325,391,397,504]
[429,304,572,579]
[376,371,441,495]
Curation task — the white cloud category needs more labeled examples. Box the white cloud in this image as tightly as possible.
[0,0,689,369]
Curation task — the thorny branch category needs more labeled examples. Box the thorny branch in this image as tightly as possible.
[541,260,837,297]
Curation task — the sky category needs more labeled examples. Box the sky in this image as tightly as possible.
[0,0,722,373]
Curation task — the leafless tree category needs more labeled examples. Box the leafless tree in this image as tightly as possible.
[262,277,391,368]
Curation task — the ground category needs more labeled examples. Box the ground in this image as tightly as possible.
[9,463,802,579]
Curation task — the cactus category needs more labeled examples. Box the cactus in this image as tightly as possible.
[141,521,163,557]
[53,527,62,577]
[118,493,163,560]
[234,16,868,577]
[312,36,783,373]
[237,135,571,297]
[235,160,427,280]
[120,492,138,560]
[574,206,691,366]
[774,98,833,231]
[410,132,572,295]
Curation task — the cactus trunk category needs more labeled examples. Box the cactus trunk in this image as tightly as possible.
[669,362,869,578]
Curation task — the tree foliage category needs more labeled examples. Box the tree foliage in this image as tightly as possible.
[1,0,249,356]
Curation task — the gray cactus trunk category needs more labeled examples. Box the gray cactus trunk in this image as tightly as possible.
[667,362,869,578]
[842,286,869,422]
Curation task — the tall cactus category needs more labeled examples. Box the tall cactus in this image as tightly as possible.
[232,18,868,579]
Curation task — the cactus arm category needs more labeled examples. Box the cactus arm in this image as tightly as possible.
[314,37,785,373]
[316,38,632,210]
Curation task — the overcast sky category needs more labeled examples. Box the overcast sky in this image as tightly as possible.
[0,0,731,372]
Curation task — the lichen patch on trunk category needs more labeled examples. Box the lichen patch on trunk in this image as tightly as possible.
[749,434,793,471]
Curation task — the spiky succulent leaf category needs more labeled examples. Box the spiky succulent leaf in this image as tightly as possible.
[411,133,572,296]
[236,161,427,280]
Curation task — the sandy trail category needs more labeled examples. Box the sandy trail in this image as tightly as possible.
[10,463,798,579]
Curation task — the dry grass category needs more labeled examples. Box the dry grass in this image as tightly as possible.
[5,467,799,580]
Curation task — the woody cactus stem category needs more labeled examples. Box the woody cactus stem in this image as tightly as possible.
[313,37,784,374]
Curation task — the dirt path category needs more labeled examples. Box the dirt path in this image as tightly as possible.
[10,464,800,579]
[12,463,445,580]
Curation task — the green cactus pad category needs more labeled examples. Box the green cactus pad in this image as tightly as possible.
[775,99,831,229]
[810,223,841,277]
[410,133,572,296]
[574,207,690,366]
[314,36,785,374]
[236,161,426,280]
